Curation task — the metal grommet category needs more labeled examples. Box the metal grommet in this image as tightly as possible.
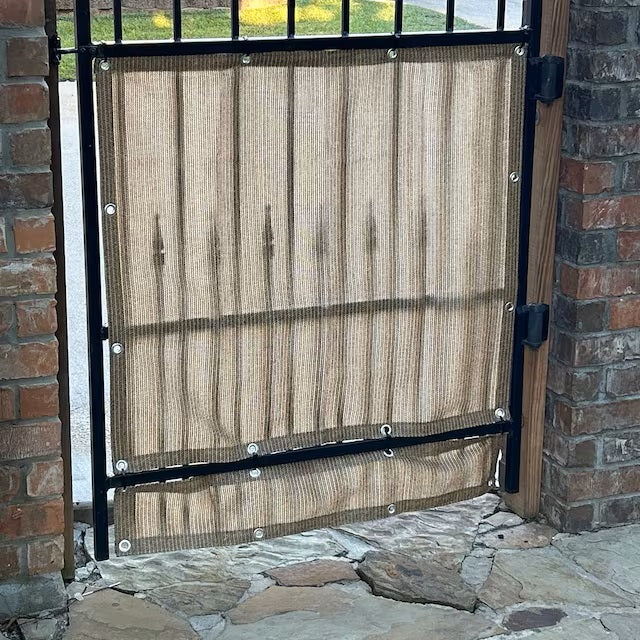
[118,539,131,553]
[115,459,128,473]
[514,45,526,57]
[495,407,506,421]
[111,342,124,355]
[509,171,521,183]
[387,49,398,60]
[100,60,111,71]
[505,302,515,313]
[253,528,264,540]
[380,424,392,436]
[383,449,394,458]
[104,203,117,216]
[241,54,251,65]
[387,503,397,515]
[247,442,259,455]
[249,468,261,479]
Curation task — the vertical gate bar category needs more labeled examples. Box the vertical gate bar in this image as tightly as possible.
[74,0,110,559]
[445,0,454,32]
[287,0,295,38]
[173,0,182,40]
[504,0,543,493]
[393,0,403,36]
[497,0,506,31]
[341,0,349,36]
[231,0,240,39]
[114,0,123,42]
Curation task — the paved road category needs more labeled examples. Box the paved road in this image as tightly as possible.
[60,0,524,502]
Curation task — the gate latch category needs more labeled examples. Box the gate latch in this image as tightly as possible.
[528,56,565,104]
[517,304,549,350]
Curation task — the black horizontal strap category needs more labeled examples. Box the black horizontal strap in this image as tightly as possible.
[107,421,512,488]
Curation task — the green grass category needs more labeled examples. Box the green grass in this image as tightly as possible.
[58,3,477,80]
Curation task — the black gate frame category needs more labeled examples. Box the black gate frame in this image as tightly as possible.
[57,0,555,560]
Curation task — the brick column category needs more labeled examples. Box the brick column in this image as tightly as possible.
[0,0,66,618]
[542,0,640,531]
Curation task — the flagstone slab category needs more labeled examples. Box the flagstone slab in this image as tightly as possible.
[64,589,199,640]
[553,525,640,598]
[502,606,567,631]
[490,618,617,639]
[266,559,359,587]
[479,547,632,610]
[338,493,500,566]
[357,551,477,611]
[601,609,640,639]
[221,584,500,640]
[147,579,250,617]
[476,523,557,550]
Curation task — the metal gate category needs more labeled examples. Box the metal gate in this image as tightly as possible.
[61,0,560,559]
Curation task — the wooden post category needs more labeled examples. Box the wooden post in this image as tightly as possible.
[504,0,570,517]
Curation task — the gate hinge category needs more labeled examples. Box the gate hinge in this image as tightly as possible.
[517,303,549,350]
[100,325,109,341]
[528,56,565,104]
[49,34,62,66]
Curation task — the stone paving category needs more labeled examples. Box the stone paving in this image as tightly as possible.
[5,493,640,639]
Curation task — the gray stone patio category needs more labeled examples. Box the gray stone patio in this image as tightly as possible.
[7,493,640,639]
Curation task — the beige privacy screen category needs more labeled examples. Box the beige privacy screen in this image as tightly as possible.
[97,44,524,553]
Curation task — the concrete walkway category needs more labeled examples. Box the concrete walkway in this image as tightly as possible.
[411,0,524,30]
[8,493,640,639]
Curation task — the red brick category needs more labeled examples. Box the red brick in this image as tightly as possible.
[0,217,6,252]
[0,421,61,461]
[554,397,640,436]
[16,299,57,337]
[553,466,640,503]
[13,214,55,253]
[544,431,597,467]
[27,536,63,576]
[0,341,58,380]
[601,496,640,525]
[559,158,615,195]
[26,458,63,497]
[0,256,56,296]
[19,383,58,419]
[540,490,594,533]
[611,296,640,329]
[10,128,51,166]
[0,172,52,208]
[0,544,21,580]
[618,230,640,262]
[0,499,64,540]
[0,83,48,124]
[606,366,640,398]
[546,360,601,402]
[0,466,20,502]
[0,386,16,421]
[560,263,640,299]
[6,37,49,77]
[553,331,625,367]
[0,302,13,334]
[0,0,44,26]
[566,195,640,230]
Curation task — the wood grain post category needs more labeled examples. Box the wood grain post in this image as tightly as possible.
[504,0,570,518]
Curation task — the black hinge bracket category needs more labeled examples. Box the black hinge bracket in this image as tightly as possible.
[528,55,565,104]
[100,325,109,341]
[49,34,62,65]
[517,304,549,350]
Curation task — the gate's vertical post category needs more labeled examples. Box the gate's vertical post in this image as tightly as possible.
[504,0,570,516]
[75,0,110,559]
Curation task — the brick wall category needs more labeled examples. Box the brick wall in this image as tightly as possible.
[542,0,640,532]
[0,0,64,589]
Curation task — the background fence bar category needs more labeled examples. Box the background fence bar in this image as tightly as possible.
[503,0,543,493]
[287,0,295,38]
[74,0,110,561]
[341,0,349,36]
[231,0,239,39]
[394,0,403,35]
[445,0,455,31]
[497,0,506,30]
[114,0,123,42]
[173,0,182,40]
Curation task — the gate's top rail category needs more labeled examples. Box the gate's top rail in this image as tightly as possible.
[74,0,530,59]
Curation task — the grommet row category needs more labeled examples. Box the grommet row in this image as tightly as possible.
[241,54,251,65]
[505,302,515,313]
[118,539,131,553]
[253,527,264,540]
[495,407,506,421]
[115,459,128,473]
[99,59,111,71]
[247,442,259,455]
[104,202,117,216]
[249,468,261,479]
[514,45,526,57]
[380,424,392,436]
[111,342,123,355]
[387,503,397,515]
[387,49,398,60]
[509,171,521,183]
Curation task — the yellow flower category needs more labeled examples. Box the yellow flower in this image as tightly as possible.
[152,12,172,29]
